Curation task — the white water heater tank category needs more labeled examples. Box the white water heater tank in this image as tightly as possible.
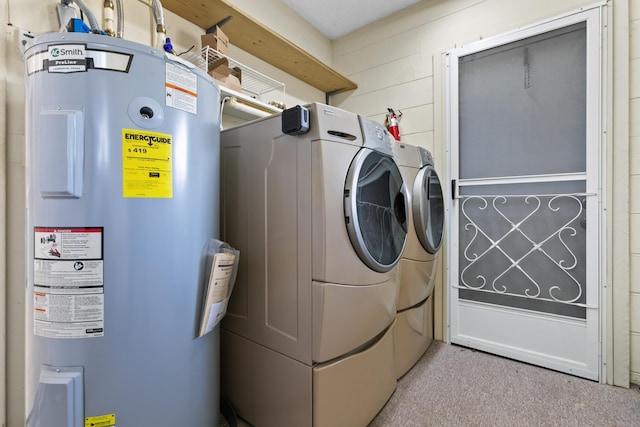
[24,32,221,426]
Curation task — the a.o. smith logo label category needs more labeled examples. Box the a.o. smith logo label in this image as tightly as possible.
[47,44,87,73]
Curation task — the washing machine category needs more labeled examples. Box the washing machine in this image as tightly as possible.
[219,103,408,426]
[393,142,444,379]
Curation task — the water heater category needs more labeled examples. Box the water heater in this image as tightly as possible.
[24,32,221,426]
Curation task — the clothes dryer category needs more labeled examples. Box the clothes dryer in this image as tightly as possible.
[220,103,408,426]
[393,143,444,378]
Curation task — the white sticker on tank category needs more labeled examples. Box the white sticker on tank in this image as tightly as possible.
[33,227,104,338]
[47,44,87,73]
[165,62,198,114]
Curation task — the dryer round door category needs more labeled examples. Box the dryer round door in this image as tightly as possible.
[344,148,409,272]
[412,165,444,254]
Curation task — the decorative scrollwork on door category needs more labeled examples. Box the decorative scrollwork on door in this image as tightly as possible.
[459,194,588,308]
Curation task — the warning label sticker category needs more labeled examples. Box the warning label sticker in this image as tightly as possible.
[122,129,173,198]
[35,227,102,260]
[33,227,104,339]
[165,62,198,114]
[85,413,116,427]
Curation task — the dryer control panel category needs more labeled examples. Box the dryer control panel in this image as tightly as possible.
[417,146,434,167]
[359,116,394,156]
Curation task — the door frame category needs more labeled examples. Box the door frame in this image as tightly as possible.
[444,4,608,381]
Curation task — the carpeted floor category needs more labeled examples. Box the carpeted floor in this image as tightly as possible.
[234,340,640,426]
[369,341,640,426]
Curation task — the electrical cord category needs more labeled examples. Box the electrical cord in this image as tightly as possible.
[219,96,231,130]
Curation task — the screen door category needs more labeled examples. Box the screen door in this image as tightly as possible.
[448,7,604,380]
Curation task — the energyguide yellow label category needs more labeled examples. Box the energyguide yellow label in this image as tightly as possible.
[122,128,173,198]
[85,413,116,427]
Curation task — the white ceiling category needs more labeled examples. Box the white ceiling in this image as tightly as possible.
[281,0,424,40]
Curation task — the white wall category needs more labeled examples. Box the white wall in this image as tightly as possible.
[0,0,7,424]
[331,0,636,386]
[1,1,324,425]
[630,0,640,385]
[228,0,332,66]
[332,0,605,145]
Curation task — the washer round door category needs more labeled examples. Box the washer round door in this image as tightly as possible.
[344,148,408,272]
[413,165,444,254]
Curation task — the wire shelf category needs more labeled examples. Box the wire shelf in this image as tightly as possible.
[187,46,285,105]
